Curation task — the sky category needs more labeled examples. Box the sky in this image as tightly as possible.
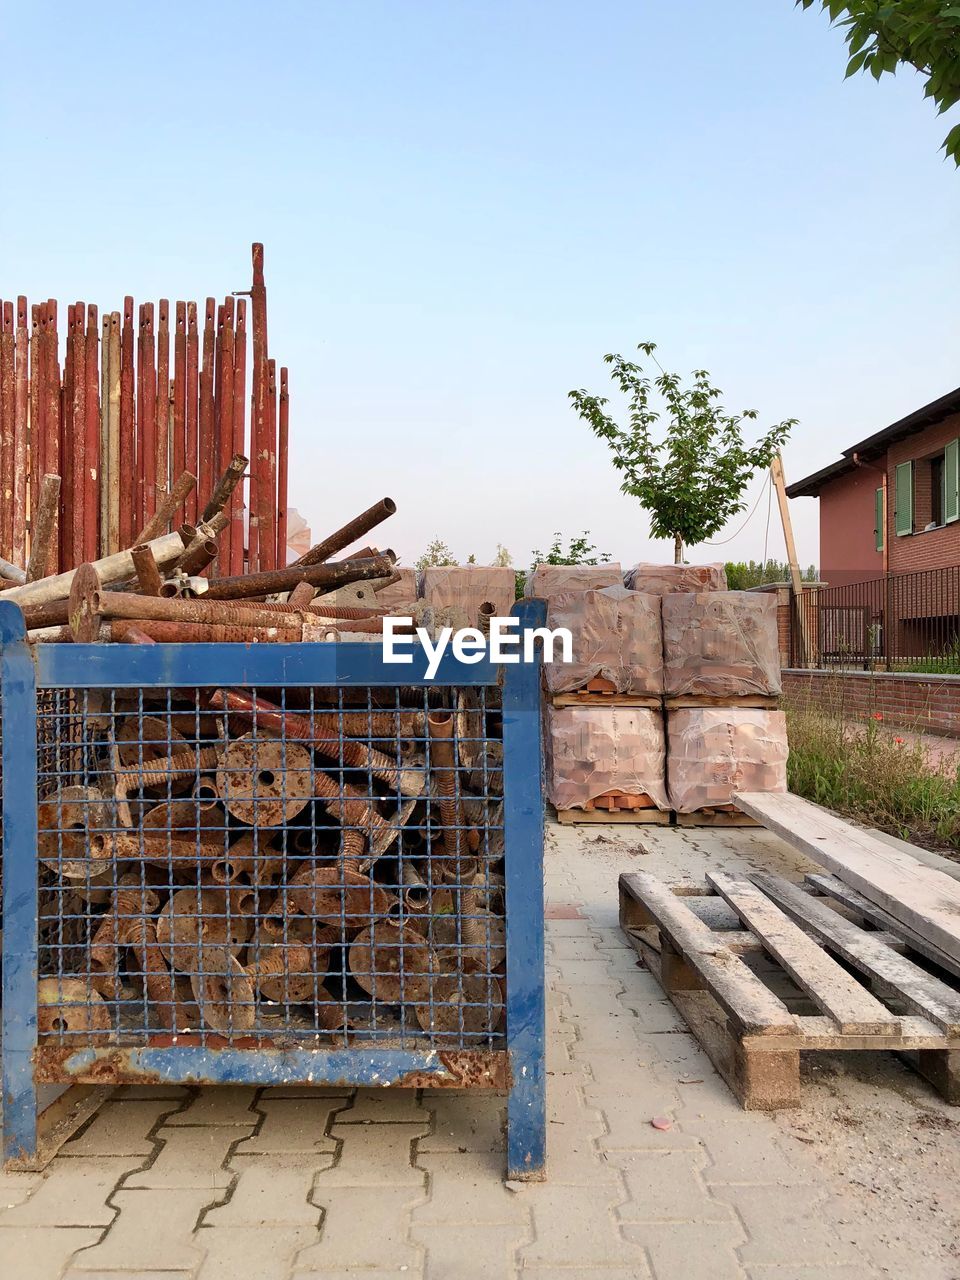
[3,2,958,573]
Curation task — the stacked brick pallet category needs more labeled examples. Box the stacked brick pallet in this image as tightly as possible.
[536,563,788,825]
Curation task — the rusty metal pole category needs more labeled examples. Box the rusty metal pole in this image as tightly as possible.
[218,299,235,574]
[119,298,135,549]
[186,301,200,525]
[262,357,277,571]
[277,365,289,569]
[201,553,395,600]
[294,498,397,567]
[12,298,28,565]
[25,474,61,582]
[155,300,170,511]
[84,303,100,563]
[249,243,267,574]
[99,311,110,554]
[141,302,157,528]
[72,299,88,567]
[45,301,61,574]
[198,298,216,514]
[135,303,145,534]
[230,298,247,575]
[136,469,197,544]
[107,312,121,554]
[130,543,164,595]
[29,304,42,512]
[173,303,186,508]
[0,300,14,557]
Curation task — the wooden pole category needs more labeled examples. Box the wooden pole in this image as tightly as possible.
[771,453,811,668]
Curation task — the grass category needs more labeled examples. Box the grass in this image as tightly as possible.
[784,693,960,857]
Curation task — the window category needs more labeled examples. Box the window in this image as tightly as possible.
[874,487,884,552]
[895,461,913,536]
[931,454,945,527]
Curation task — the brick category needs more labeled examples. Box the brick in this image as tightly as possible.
[296,1187,425,1271]
[196,1225,317,1279]
[235,1099,344,1155]
[63,1099,183,1156]
[519,1183,650,1269]
[622,1221,747,1279]
[164,1087,258,1127]
[69,1188,226,1271]
[614,1150,735,1224]
[710,1185,861,1266]
[125,1124,245,1190]
[0,1157,134,1227]
[0,1227,101,1280]
[411,1221,530,1280]
[203,1154,328,1227]
[419,1092,506,1153]
[315,1122,427,1187]
[335,1090,430,1124]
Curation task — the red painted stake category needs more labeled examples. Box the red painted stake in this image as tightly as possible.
[61,303,76,569]
[136,303,145,533]
[198,297,215,510]
[14,297,28,564]
[249,243,268,574]
[155,299,170,506]
[218,297,235,574]
[141,302,157,528]
[185,301,199,524]
[0,301,14,557]
[71,299,87,568]
[230,298,247,575]
[277,365,289,568]
[119,297,135,548]
[30,303,42,505]
[84,303,100,562]
[262,357,277,571]
[173,302,186,488]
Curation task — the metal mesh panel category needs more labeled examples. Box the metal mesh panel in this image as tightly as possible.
[35,684,506,1051]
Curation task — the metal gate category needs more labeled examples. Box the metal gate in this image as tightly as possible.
[1,599,546,1179]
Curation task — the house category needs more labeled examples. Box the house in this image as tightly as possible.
[787,386,960,662]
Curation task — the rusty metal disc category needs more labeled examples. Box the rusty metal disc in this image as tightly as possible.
[38,977,111,1043]
[38,785,115,880]
[415,973,504,1039]
[155,886,253,971]
[348,923,432,1002]
[138,799,227,872]
[189,948,255,1032]
[247,943,321,1003]
[117,716,187,767]
[284,866,393,931]
[216,732,314,826]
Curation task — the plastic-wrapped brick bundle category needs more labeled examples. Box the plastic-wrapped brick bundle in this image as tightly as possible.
[419,566,516,625]
[371,566,418,610]
[666,708,788,813]
[662,591,781,698]
[524,563,622,602]
[545,586,663,695]
[623,563,727,594]
[545,705,669,811]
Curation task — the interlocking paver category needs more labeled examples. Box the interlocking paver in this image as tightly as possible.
[418,1092,506,1153]
[614,1150,737,1224]
[63,1271,194,1280]
[296,1187,425,1271]
[519,1183,650,1269]
[335,1091,430,1124]
[412,1220,531,1280]
[0,1227,102,1280]
[314,1122,427,1187]
[684,1117,818,1186]
[195,1224,317,1279]
[413,1152,529,1224]
[0,1157,136,1226]
[622,1221,747,1279]
[0,1169,43,1209]
[69,1188,227,1271]
[63,1099,184,1156]
[710,1185,862,1266]
[165,1087,259,1127]
[125,1123,247,1190]
[203,1154,329,1227]
[235,1098,344,1155]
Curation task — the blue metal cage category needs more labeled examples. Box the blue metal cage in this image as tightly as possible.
[0,598,546,1179]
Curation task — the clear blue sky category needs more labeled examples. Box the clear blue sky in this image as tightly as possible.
[3,2,958,571]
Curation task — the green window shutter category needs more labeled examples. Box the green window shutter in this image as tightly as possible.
[945,439,959,524]
[894,461,913,537]
[874,487,884,551]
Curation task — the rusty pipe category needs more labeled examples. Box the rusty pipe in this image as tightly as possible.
[5,529,188,607]
[200,553,395,601]
[130,544,164,596]
[22,590,310,631]
[287,580,315,609]
[136,470,197,544]
[24,474,61,583]
[427,711,479,858]
[293,497,397,567]
[110,618,303,644]
[201,452,247,524]
[178,535,219,576]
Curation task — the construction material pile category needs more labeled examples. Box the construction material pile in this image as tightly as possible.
[538,566,787,822]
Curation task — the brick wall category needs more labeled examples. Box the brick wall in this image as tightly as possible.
[888,410,960,574]
[782,668,960,736]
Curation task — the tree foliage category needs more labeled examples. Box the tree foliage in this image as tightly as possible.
[570,344,795,563]
[529,532,611,567]
[415,537,458,570]
[798,1,960,164]
[724,559,819,590]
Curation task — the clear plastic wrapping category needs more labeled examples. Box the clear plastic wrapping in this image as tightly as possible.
[623,562,727,594]
[419,566,516,625]
[666,708,788,813]
[545,705,669,811]
[545,586,663,695]
[524,563,623,602]
[662,591,781,697]
[373,566,419,610]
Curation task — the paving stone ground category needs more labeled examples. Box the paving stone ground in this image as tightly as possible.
[2,821,957,1278]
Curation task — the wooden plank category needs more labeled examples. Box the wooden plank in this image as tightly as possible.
[558,807,671,825]
[805,873,960,982]
[619,872,796,1035]
[707,872,899,1035]
[550,692,660,709]
[664,694,778,709]
[752,873,960,1036]
[747,1014,947,1051]
[676,810,760,828]
[735,791,960,968]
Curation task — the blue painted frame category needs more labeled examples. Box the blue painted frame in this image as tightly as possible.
[0,598,546,1179]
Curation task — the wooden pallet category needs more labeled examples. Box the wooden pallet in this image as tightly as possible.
[664,694,779,709]
[619,869,960,1110]
[675,807,760,828]
[555,794,671,825]
[551,685,660,709]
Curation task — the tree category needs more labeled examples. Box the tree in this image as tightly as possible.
[570,343,795,564]
[797,1,960,164]
[724,559,819,589]
[415,537,458,570]
[529,532,611,567]
[492,543,514,568]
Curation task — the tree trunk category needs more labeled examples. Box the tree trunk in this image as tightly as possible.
[674,534,683,564]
